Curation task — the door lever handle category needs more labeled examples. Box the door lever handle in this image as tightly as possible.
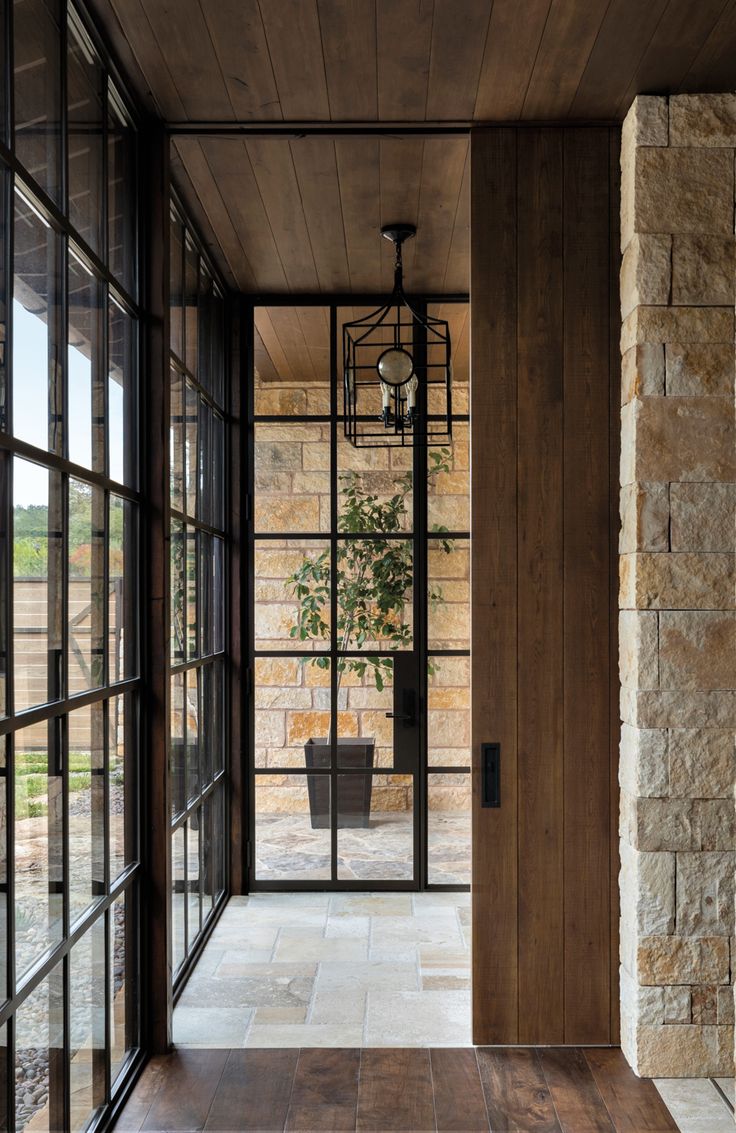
[385,712,412,720]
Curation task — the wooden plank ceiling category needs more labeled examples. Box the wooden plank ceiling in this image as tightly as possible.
[88,0,736,295]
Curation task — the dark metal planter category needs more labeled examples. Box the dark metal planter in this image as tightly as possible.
[304,737,375,829]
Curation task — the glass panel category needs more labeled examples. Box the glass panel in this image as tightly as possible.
[205,659,224,778]
[427,657,471,767]
[109,692,135,881]
[184,236,198,375]
[427,537,469,650]
[169,671,185,818]
[184,379,198,518]
[169,369,184,513]
[186,812,200,949]
[171,826,185,972]
[211,411,225,530]
[201,791,214,915]
[169,210,183,361]
[110,888,138,1087]
[337,537,413,650]
[170,518,185,664]
[13,0,62,203]
[109,495,137,682]
[13,192,58,453]
[211,783,225,901]
[337,773,413,881]
[254,422,330,534]
[15,723,62,981]
[0,1023,7,1131]
[108,301,136,487]
[428,773,471,886]
[108,93,135,294]
[13,460,62,713]
[253,306,330,415]
[337,655,393,769]
[68,701,104,925]
[0,745,6,1001]
[429,302,468,414]
[15,964,63,1132]
[337,432,413,533]
[254,774,331,882]
[0,169,7,435]
[69,919,105,1131]
[254,656,330,771]
[67,17,104,255]
[254,539,330,651]
[186,526,197,660]
[68,479,104,693]
[196,261,213,397]
[428,424,469,532]
[67,254,101,471]
[185,669,199,803]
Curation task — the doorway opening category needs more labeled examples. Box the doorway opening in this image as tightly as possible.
[247,302,470,892]
[172,298,470,1047]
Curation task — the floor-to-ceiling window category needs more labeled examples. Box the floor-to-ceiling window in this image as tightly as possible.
[0,1,141,1127]
[168,200,227,987]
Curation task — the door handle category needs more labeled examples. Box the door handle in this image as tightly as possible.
[385,712,412,720]
[386,687,416,727]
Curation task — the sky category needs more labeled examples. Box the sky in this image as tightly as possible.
[12,299,125,507]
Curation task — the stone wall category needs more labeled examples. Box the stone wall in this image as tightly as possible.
[619,94,736,1076]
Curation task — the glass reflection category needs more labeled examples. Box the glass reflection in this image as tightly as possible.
[15,965,63,1132]
[13,192,57,454]
[15,722,63,982]
[13,0,62,203]
[67,14,104,254]
[69,920,105,1131]
[67,702,104,925]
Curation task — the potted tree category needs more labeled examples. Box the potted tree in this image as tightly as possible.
[286,452,453,829]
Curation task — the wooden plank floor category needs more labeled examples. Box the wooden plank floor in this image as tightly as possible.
[115,1047,679,1132]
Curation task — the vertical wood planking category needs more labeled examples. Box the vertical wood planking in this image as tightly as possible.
[516,128,565,1043]
[562,129,612,1043]
[470,127,519,1043]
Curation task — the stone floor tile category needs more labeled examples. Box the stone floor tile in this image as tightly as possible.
[365,990,471,1046]
[273,935,368,963]
[173,1006,253,1047]
[421,973,470,990]
[307,989,366,1025]
[328,893,413,917]
[370,914,464,949]
[367,944,418,963]
[324,915,370,938]
[714,1078,735,1105]
[412,892,470,910]
[655,1079,734,1132]
[178,966,315,1010]
[254,1004,308,1024]
[244,1023,365,1048]
[315,960,420,994]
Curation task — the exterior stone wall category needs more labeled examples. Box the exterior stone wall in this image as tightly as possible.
[619,94,736,1076]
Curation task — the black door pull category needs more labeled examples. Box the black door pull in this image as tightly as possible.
[482,743,500,807]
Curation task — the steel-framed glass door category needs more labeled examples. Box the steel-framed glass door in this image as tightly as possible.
[248,300,469,890]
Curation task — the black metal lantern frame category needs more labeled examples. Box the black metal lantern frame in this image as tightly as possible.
[343,224,452,448]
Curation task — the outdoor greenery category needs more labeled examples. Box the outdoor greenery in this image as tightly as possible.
[15,749,111,818]
[287,450,454,692]
[14,481,125,576]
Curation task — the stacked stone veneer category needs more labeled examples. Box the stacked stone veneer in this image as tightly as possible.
[619,94,736,1076]
[252,380,470,816]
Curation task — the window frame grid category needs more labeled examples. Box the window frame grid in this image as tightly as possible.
[0,1,143,1127]
[167,192,229,994]
[246,296,470,892]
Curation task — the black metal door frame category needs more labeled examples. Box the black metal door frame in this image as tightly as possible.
[244,295,469,892]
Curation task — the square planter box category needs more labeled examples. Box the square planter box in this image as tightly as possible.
[304,737,375,829]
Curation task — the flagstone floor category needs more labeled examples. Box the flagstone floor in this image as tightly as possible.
[173,890,471,1048]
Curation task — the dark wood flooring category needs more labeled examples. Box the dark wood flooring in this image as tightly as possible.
[115,1046,679,1132]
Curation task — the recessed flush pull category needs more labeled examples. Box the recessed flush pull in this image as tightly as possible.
[482,743,500,808]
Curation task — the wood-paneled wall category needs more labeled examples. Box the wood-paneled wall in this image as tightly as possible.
[470,127,620,1045]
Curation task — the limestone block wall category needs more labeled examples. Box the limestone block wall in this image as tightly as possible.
[619,94,736,1076]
